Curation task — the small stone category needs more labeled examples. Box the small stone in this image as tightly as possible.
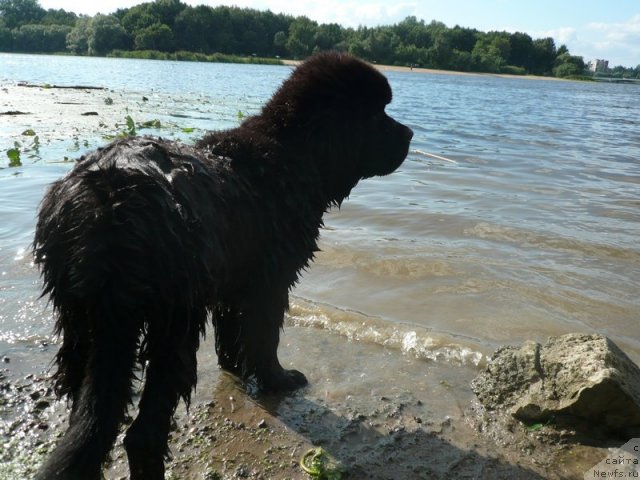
[257,419,267,428]
[34,400,50,410]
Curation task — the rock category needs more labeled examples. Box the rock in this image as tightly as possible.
[471,333,640,433]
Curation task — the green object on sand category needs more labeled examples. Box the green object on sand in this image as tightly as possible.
[300,447,343,480]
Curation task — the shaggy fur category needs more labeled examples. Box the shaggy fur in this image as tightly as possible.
[33,52,413,480]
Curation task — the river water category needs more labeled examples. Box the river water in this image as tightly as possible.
[1,53,639,406]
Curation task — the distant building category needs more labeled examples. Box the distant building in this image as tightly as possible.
[588,59,609,73]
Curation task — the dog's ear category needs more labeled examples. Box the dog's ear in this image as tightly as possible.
[264,52,392,128]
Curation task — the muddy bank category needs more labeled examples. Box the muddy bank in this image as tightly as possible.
[1,327,616,480]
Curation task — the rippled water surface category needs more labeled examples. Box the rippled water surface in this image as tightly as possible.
[1,54,639,387]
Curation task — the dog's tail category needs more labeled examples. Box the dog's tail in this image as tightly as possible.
[33,297,140,480]
[33,166,154,479]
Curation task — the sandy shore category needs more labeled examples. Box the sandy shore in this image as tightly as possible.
[1,84,616,480]
[282,59,566,81]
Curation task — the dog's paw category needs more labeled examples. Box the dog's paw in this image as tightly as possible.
[251,367,308,395]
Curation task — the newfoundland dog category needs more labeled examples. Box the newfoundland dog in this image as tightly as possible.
[34,52,413,479]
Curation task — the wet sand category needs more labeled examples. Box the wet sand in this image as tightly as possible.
[0,330,614,479]
[1,83,616,479]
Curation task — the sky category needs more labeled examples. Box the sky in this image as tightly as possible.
[38,0,640,67]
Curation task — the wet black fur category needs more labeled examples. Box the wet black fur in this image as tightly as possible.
[33,52,413,480]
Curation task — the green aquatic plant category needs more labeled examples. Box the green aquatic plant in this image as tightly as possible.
[104,97,114,105]
[31,136,41,156]
[22,129,36,136]
[139,119,162,129]
[7,147,21,167]
[300,448,343,480]
[125,115,136,136]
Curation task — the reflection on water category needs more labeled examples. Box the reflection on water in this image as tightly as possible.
[1,54,639,387]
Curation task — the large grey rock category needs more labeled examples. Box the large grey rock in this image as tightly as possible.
[472,333,640,432]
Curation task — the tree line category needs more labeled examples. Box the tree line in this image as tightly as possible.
[1,0,639,78]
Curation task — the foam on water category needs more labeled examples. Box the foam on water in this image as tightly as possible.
[287,297,485,368]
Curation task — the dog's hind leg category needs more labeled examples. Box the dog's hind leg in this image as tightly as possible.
[124,308,202,480]
[35,300,139,480]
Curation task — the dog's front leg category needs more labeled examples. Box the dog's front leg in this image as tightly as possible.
[234,286,308,394]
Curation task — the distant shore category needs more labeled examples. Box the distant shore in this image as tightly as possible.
[282,59,568,81]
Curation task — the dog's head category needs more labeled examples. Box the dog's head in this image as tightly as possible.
[258,52,413,202]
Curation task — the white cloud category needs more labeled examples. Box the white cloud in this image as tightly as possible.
[206,0,417,27]
[530,16,639,67]
[582,14,640,66]
[536,27,578,45]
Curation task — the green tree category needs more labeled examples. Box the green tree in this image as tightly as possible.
[273,30,286,53]
[471,33,510,72]
[0,0,45,29]
[148,0,185,29]
[88,14,129,55]
[449,25,476,52]
[0,18,11,49]
[394,16,431,49]
[314,22,343,51]
[66,15,90,54]
[174,5,214,52]
[121,7,158,35]
[508,32,534,71]
[286,16,317,58]
[553,53,585,77]
[365,28,400,64]
[12,23,70,51]
[531,37,556,75]
[134,22,174,51]
[41,8,76,26]
[429,33,452,68]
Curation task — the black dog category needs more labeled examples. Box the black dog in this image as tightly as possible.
[34,52,413,479]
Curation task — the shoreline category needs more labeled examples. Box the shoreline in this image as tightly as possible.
[281,59,568,82]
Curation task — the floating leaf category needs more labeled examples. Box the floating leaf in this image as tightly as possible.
[21,129,36,136]
[139,119,161,129]
[7,148,21,167]
[181,127,195,133]
[125,115,136,136]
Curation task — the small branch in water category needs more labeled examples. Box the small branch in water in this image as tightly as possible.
[413,149,458,164]
[0,111,30,115]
